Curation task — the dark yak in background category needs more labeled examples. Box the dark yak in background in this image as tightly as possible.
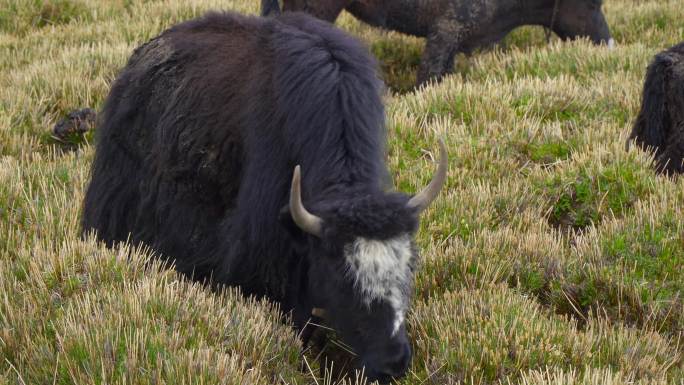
[628,42,684,174]
[81,11,447,383]
[263,0,614,85]
[52,107,96,142]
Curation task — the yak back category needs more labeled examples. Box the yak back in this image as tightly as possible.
[81,11,387,304]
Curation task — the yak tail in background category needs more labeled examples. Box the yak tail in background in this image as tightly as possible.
[628,52,675,154]
[261,0,281,16]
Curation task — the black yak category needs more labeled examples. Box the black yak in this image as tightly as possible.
[262,0,614,85]
[628,42,684,174]
[52,107,96,141]
[81,11,447,383]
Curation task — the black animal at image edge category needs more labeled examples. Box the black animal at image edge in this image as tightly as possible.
[81,11,447,383]
[628,42,684,174]
[263,0,614,85]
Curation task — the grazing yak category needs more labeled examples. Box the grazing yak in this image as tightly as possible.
[81,11,447,383]
[262,0,614,85]
[628,42,684,174]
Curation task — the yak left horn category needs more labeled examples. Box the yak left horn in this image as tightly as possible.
[406,138,448,211]
[290,165,324,237]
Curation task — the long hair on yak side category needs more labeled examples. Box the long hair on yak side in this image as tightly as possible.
[628,51,675,157]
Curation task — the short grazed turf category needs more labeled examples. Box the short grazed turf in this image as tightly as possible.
[1,1,682,384]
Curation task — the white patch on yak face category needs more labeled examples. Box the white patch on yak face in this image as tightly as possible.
[343,234,414,335]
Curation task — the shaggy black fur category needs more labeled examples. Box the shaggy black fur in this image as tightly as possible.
[628,42,684,174]
[82,11,421,382]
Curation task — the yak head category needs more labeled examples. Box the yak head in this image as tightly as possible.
[284,141,447,383]
[546,0,614,47]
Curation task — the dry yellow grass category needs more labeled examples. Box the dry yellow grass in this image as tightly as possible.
[1,0,683,384]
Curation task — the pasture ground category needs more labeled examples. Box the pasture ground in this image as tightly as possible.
[1,0,683,384]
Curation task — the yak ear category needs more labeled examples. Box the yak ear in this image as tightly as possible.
[628,52,674,155]
[261,0,281,16]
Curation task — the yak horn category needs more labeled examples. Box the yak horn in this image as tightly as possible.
[407,138,448,211]
[290,165,323,237]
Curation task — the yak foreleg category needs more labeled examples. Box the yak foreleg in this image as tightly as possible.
[416,22,465,86]
[655,122,684,175]
[261,0,281,16]
[320,0,352,22]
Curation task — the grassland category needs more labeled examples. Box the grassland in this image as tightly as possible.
[1,0,683,384]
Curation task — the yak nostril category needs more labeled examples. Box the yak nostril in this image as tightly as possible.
[377,343,411,379]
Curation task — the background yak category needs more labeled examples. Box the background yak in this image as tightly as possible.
[263,0,614,85]
[81,11,446,383]
[628,42,684,174]
[52,107,96,142]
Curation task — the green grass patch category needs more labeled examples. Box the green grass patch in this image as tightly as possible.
[0,0,90,35]
[543,160,654,230]
[603,221,684,304]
